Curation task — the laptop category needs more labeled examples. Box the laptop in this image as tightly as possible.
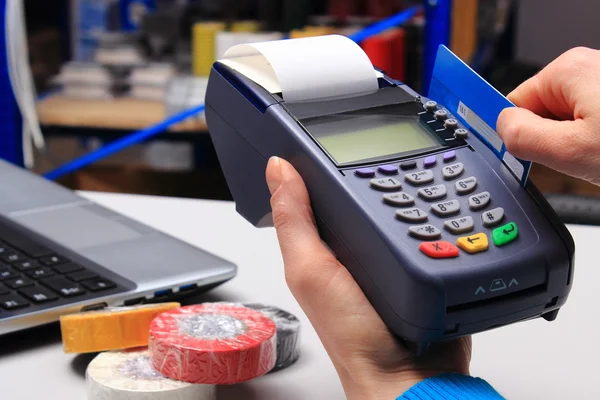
[0,159,237,335]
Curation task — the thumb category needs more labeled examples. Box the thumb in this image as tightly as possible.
[497,107,586,173]
[265,157,342,299]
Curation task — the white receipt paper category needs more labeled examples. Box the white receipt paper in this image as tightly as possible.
[220,35,379,102]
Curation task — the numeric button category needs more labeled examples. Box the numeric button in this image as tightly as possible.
[455,177,477,195]
[408,225,442,240]
[431,200,460,217]
[442,163,464,180]
[370,178,402,192]
[444,216,475,234]
[396,208,428,223]
[469,192,491,210]
[404,170,434,186]
[383,192,415,207]
[417,184,447,201]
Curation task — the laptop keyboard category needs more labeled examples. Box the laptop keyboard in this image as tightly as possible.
[0,229,117,312]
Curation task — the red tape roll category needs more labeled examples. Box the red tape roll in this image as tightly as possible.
[149,303,277,384]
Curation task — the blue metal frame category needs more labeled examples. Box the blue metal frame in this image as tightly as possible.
[0,0,23,167]
[423,0,452,96]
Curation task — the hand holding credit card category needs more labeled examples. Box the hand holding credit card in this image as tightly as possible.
[428,45,532,187]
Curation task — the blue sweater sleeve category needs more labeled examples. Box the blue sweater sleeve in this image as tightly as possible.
[397,373,505,400]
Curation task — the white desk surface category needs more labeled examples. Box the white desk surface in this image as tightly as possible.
[1,192,597,400]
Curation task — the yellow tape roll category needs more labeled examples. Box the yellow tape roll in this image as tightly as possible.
[231,21,260,33]
[60,303,180,354]
[193,22,226,77]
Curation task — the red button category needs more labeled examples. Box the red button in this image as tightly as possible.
[419,241,460,259]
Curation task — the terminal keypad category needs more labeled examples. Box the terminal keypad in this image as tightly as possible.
[355,150,519,258]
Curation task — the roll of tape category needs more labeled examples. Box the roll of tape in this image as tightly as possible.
[149,303,277,384]
[192,22,226,77]
[243,303,301,372]
[86,349,215,400]
[60,303,181,354]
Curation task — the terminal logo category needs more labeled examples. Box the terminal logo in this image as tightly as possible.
[475,278,519,296]
[490,278,507,292]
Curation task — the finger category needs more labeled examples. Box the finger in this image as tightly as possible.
[508,47,600,120]
[497,107,587,174]
[507,74,564,119]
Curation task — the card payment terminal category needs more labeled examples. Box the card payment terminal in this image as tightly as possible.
[205,36,575,352]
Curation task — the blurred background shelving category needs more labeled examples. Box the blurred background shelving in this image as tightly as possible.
[10,0,600,200]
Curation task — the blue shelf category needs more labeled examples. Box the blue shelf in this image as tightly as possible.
[423,0,452,96]
[0,0,23,167]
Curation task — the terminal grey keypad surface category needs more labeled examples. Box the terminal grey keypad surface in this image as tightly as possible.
[354,149,510,251]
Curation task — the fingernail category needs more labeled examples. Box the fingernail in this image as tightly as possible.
[266,157,282,195]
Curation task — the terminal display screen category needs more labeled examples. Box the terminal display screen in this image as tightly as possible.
[303,110,442,165]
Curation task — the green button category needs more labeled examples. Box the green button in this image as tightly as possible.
[492,222,518,247]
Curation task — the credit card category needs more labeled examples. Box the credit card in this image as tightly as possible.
[428,45,531,187]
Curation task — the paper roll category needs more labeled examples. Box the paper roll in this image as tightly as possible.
[215,32,284,62]
[219,35,379,102]
[86,349,215,400]
[243,303,301,372]
[60,303,181,354]
[149,303,277,384]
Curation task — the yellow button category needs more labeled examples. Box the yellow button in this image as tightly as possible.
[457,233,489,254]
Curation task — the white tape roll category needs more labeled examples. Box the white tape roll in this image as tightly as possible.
[86,349,215,400]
